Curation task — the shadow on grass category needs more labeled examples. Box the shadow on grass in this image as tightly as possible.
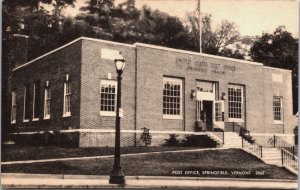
[2,149,297,180]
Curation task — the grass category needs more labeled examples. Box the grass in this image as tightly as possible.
[2,149,297,179]
[2,144,199,162]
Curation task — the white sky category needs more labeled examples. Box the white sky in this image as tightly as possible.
[62,0,299,37]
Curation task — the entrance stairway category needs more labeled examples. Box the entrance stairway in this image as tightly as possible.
[223,132,242,148]
[261,147,282,166]
[206,129,298,174]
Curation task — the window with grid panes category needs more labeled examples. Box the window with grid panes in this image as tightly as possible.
[100,80,117,116]
[163,77,182,119]
[63,82,71,116]
[44,87,51,119]
[228,84,243,119]
[273,96,283,121]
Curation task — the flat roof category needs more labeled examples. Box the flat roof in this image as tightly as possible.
[12,36,291,73]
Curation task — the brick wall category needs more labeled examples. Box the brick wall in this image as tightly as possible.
[135,44,272,134]
[79,130,201,147]
[11,40,82,133]
[10,37,294,148]
[262,67,294,134]
[251,134,296,147]
[79,39,136,146]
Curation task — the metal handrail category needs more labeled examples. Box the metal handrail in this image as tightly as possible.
[271,135,296,157]
[281,148,298,171]
[242,137,263,158]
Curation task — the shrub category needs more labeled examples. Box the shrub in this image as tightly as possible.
[164,134,181,146]
[181,135,217,147]
[60,132,79,148]
[31,132,43,146]
[12,131,79,148]
[140,127,152,147]
[239,128,255,144]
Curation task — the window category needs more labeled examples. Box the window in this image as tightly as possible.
[228,84,244,121]
[32,81,40,121]
[196,80,216,101]
[100,80,117,116]
[63,82,71,117]
[11,92,17,124]
[163,77,182,119]
[44,87,51,119]
[196,81,214,93]
[273,96,283,122]
[23,85,30,122]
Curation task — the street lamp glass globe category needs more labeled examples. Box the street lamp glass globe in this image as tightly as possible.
[115,59,125,71]
[115,53,126,71]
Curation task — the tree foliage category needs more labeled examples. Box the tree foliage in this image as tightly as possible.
[250,26,298,113]
[186,13,244,59]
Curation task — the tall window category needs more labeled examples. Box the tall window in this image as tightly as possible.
[100,80,117,116]
[228,84,244,120]
[273,96,283,122]
[163,77,182,119]
[23,85,30,122]
[11,91,17,124]
[44,86,51,119]
[32,81,40,121]
[63,82,71,117]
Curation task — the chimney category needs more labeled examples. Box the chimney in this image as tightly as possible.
[13,34,29,68]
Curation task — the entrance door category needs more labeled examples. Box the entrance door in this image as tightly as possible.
[214,101,225,130]
[203,101,213,131]
[195,81,216,131]
[196,100,213,131]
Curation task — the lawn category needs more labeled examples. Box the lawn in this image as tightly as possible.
[2,145,199,162]
[2,149,297,179]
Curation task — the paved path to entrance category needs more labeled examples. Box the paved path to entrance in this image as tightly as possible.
[1,173,297,189]
[2,147,232,165]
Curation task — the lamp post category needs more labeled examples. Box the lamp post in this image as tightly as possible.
[109,52,126,184]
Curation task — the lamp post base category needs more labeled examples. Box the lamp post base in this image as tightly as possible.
[109,176,126,184]
[109,167,126,184]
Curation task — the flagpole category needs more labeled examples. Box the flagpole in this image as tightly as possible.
[198,0,202,53]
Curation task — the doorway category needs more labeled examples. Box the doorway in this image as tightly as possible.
[196,100,213,131]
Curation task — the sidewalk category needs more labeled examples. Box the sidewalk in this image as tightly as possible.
[1,173,298,189]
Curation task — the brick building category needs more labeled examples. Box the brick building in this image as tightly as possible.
[9,36,295,147]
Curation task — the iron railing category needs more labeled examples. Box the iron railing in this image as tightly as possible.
[212,125,224,144]
[269,135,296,157]
[242,137,263,158]
[281,148,298,171]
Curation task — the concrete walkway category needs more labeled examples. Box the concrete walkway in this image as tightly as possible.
[2,147,232,165]
[1,173,298,189]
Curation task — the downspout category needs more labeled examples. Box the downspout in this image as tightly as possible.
[134,46,138,146]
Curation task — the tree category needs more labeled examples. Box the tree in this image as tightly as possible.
[250,26,298,113]
[186,13,245,59]
[2,0,76,143]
